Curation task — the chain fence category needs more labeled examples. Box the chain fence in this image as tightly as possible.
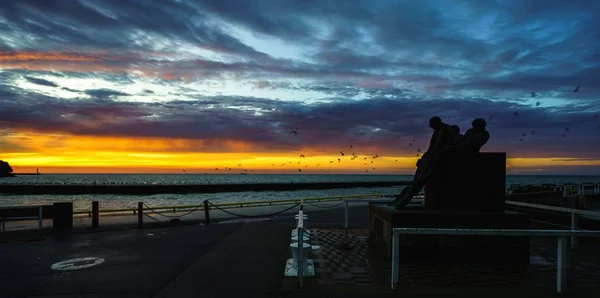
[303,200,347,209]
[207,201,301,219]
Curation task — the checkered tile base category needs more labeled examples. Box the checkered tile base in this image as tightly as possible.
[310,229,600,291]
[310,229,372,286]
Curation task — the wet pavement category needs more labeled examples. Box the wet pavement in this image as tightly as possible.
[2,203,600,297]
[0,204,370,298]
[0,223,239,298]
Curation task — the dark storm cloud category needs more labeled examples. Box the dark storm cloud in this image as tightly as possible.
[23,76,58,87]
[84,89,130,98]
[1,81,599,156]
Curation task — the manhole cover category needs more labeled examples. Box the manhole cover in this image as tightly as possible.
[51,257,105,271]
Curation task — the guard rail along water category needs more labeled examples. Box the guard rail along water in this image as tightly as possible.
[505,200,600,249]
[134,194,383,228]
[73,193,384,217]
[390,228,600,293]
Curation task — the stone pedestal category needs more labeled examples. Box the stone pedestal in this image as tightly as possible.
[425,152,506,212]
[368,203,531,264]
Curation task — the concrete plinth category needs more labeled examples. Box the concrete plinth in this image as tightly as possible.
[368,203,531,264]
[425,152,507,212]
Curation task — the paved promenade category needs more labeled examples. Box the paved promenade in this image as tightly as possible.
[2,203,600,297]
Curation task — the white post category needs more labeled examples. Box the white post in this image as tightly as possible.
[344,200,349,229]
[38,206,43,229]
[557,236,568,293]
[297,226,304,288]
[391,230,400,290]
[571,213,578,249]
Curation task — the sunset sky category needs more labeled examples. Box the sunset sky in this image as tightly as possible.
[1,0,600,175]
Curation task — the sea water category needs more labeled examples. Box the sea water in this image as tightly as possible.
[1,174,599,210]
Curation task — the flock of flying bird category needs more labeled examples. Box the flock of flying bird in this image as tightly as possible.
[212,131,386,174]
[189,85,598,174]
[503,85,599,143]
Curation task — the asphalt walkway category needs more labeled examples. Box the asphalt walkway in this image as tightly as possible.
[0,204,370,298]
[2,203,599,298]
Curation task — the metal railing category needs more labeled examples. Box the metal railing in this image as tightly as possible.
[391,228,600,293]
[72,193,384,217]
[505,200,600,249]
[506,183,600,196]
[0,205,43,232]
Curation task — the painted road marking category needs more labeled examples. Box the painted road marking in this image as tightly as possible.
[51,257,105,271]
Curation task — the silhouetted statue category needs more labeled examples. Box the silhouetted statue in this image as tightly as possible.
[445,118,490,155]
[451,124,463,144]
[431,118,491,175]
[390,116,454,209]
[0,160,15,177]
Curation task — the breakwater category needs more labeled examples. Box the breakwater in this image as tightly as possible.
[0,181,409,195]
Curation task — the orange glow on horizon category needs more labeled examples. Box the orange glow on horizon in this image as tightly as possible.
[2,131,600,174]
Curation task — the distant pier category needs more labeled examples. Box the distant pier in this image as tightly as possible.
[0,181,409,195]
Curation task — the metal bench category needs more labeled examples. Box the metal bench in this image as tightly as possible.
[0,206,44,232]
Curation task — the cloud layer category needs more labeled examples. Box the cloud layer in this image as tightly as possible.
[1,0,600,172]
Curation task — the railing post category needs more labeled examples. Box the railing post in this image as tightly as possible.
[92,201,99,228]
[297,226,304,288]
[137,202,143,229]
[571,213,578,249]
[203,200,210,224]
[557,236,568,293]
[344,200,349,229]
[391,229,399,290]
[38,206,43,229]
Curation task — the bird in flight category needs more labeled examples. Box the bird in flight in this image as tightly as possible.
[300,154,305,158]
[290,130,298,135]
[535,101,540,107]
[574,85,580,92]
[513,112,519,117]
[340,151,344,156]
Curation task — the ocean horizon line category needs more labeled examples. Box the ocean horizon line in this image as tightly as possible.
[9,173,600,177]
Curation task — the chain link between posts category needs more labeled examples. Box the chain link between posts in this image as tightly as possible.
[303,200,347,209]
[207,201,301,218]
[143,203,203,219]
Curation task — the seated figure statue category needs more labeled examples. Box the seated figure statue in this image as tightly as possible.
[430,118,491,179]
[450,125,463,144]
[444,118,490,156]
[389,116,455,209]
